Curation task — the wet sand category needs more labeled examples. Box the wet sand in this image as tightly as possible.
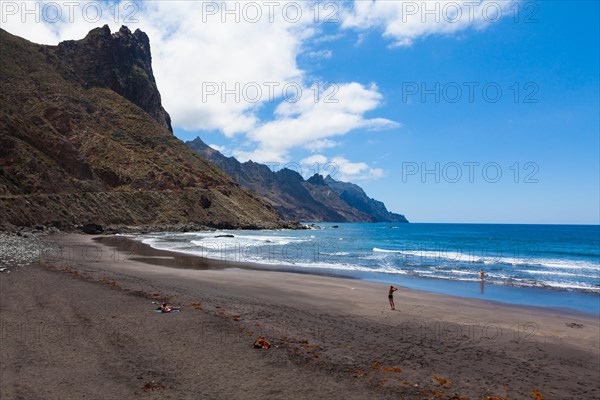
[1,233,598,399]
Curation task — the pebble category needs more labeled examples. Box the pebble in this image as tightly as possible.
[0,232,57,273]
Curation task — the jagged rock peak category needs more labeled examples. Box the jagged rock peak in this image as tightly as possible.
[307,174,327,185]
[55,25,172,132]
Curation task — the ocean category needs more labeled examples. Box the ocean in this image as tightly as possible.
[131,223,600,314]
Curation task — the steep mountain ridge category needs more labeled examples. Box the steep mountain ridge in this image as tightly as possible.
[187,137,408,223]
[0,26,295,230]
[52,25,172,133]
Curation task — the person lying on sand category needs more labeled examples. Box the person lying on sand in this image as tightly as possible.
[388,285,398,310]
[158,303,180,313]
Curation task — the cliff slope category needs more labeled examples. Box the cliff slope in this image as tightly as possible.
[0,26,295,230]
[187,137,408,223]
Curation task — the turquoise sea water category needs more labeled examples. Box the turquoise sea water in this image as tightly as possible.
[133,223,600,314]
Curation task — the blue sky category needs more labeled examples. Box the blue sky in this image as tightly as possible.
[309,1,599,225]
[3,1,598,224]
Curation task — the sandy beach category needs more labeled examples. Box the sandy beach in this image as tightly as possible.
[1,234,598,399]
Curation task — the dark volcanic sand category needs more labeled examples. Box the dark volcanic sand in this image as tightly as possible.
[1,234,598,399]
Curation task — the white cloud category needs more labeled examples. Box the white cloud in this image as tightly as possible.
[311,33,344,45]
[341,0,517,47]
[300,155,384,182]
[208,144,226,153]
[304,139,338,152]
[306,49,332,59]
[138,1,314,135]
[233,147,287,164]
[301,154,328,166]
[331,156,385,181]
[236,82,399,163]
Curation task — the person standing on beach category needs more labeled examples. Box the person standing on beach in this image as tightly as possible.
[479,269,485,280]
[388,285,398,310]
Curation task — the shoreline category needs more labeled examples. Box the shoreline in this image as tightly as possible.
[47,234,600,341]
[102,233,600,315]
[2,233,599,398]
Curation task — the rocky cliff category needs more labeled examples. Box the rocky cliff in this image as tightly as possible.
[0,26,296,231]
[53,25,172,133]
[187,137,408,223]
